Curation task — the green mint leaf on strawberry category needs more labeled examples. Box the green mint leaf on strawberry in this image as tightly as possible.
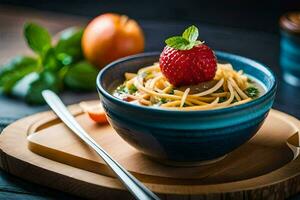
[182,25,198,42]
[165,36,190,50]
[165,25,203,50]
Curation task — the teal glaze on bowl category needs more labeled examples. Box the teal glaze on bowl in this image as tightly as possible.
[97,52,277,164]
[280,31,300,86]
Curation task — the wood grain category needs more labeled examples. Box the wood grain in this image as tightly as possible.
[27,108,294,184]
[1,101,300,199]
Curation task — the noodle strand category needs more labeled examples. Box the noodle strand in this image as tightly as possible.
[114,62,260,110]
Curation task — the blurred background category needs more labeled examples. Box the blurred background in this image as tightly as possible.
[0,1,299,123]
[1,0,300,32]
[0,1,300,199]
[0,0,299,121]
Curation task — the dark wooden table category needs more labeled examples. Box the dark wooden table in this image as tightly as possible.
[0,5,300,200]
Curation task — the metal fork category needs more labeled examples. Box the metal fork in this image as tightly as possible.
[42,90,160,200]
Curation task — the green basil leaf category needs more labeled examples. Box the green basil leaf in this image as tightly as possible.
[25,70,63,104]
[0,56,39,94]
[64,61,98,91]
[43,47,62,71]
[24,23,52,56]
[182,25,198,42]
[55,27,84,66]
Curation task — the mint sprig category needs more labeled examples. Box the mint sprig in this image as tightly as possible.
[165,25,203,50]
[165,36,190,50]
[182,25,198,42]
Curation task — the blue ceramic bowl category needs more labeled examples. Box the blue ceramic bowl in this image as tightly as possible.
[97,52,277,165]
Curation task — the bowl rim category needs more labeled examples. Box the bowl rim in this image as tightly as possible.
[96,51,277,115]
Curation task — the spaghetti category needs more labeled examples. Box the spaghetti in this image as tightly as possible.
[113,63,262,110]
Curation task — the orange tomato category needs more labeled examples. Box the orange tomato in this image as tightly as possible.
[79,102,108,124]
[82,13,145,68]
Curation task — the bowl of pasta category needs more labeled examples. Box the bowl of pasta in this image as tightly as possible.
[96,26,276,165]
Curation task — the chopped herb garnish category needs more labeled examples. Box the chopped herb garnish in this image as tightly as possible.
[160,98,168,104]
[116,84,127,94]
[232,98,238,103]
[216,88,225,93]
[219,96,227,103]
[152,97,169,106]
[169,89,174,94]
[128,84,138,94]
[116,84,137,95]
[245,86,259,98]
[142,72,154,79]
[248,78,255,84]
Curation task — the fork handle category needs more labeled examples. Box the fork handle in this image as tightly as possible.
[42,90,160,200]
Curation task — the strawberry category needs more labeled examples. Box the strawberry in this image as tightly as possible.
[159,25,217,86]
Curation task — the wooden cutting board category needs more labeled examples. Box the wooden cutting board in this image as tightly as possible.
[1,101,300,200]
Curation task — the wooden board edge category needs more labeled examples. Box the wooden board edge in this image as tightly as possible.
[0,103,300,199]
[0,148,131,199]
